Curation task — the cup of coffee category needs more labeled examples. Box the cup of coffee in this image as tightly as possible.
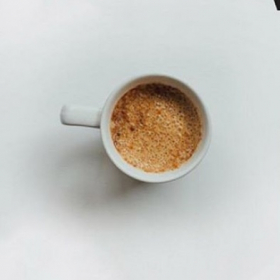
[60,75,211,183]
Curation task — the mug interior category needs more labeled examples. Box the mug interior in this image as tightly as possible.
[101,75,211,183]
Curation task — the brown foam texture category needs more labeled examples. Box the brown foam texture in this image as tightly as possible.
[110,83,202,173]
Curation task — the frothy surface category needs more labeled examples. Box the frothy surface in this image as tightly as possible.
[110,83,202,173]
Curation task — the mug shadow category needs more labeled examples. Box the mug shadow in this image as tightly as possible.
[30,129,231,224]
[32,132,151,213]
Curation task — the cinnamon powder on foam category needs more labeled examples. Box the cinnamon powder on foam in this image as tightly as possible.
[110,83,202,173]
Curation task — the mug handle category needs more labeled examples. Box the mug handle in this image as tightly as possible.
[60,105,102,128]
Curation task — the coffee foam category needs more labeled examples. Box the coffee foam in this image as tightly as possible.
[110,83,202,173]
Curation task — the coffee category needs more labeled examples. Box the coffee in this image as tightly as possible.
[110,83,202,173]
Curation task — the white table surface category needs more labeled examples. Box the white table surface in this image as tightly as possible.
[1,0,280,279]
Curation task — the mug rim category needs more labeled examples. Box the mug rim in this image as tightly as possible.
[100,74,211,183]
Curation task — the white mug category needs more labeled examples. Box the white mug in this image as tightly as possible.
[60,75,211,183]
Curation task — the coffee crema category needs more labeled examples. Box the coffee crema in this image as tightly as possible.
[110,83,202,173]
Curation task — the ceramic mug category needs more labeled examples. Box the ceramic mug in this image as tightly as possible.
[60,75,211,183]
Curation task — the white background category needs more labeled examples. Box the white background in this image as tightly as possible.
[1,0,280,279]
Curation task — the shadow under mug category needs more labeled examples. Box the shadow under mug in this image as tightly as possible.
[60,75,211,183]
